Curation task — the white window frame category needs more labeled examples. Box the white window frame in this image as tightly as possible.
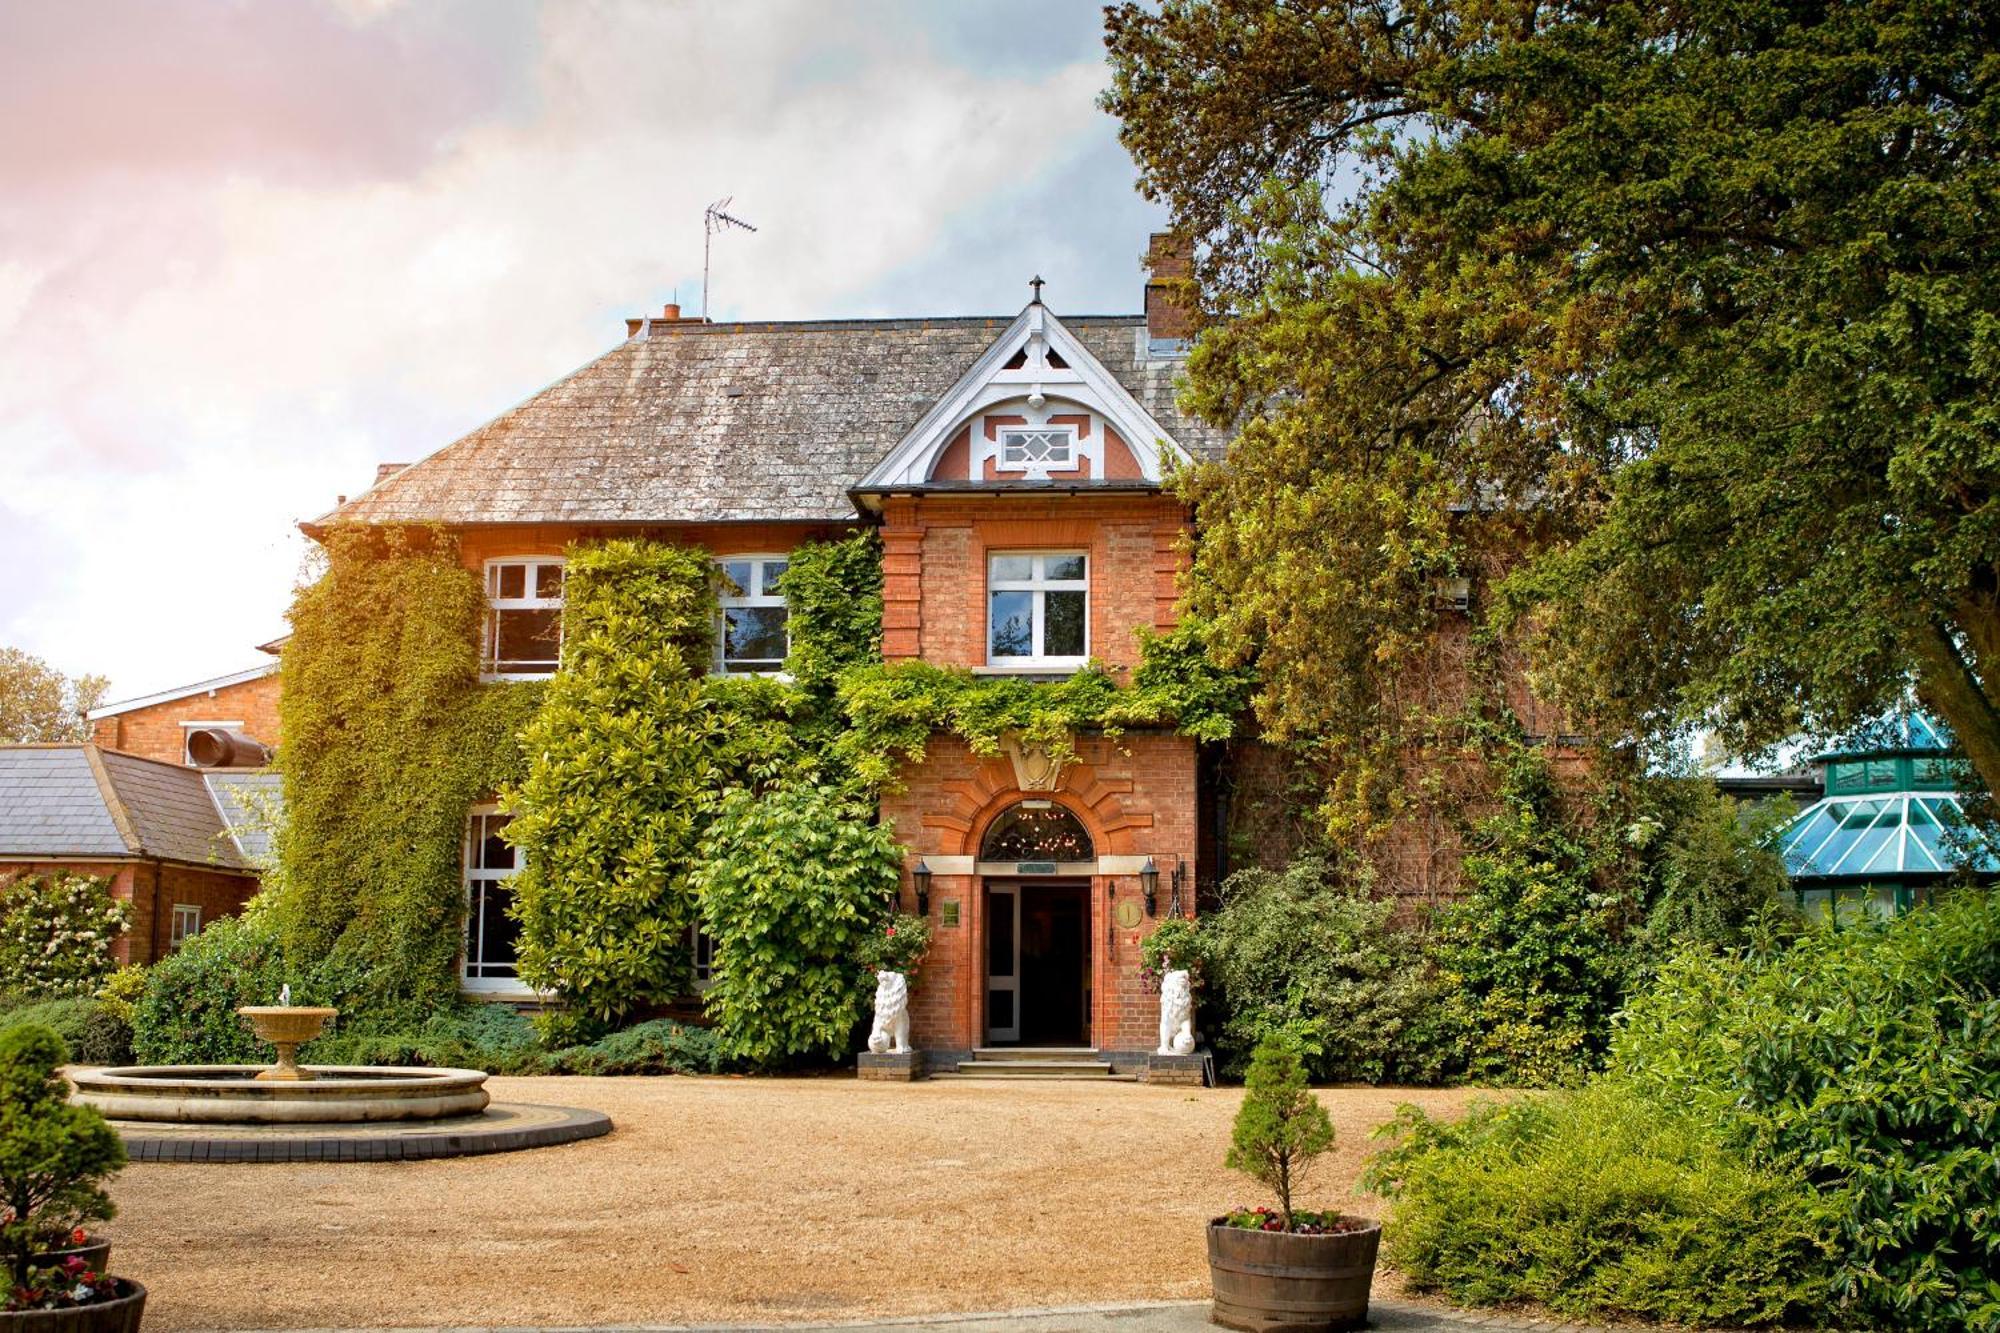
[996,425,1077,477]
[461,804,528,995]
[168,903,201,951]
[986,551,1089,667]
[481,557,565,680]
[715,554,791,675]
[178,720,244,767]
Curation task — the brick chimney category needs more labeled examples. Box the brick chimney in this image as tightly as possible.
[626,301,708,340]
[1144,231,1196,344]
[375,462,410,485]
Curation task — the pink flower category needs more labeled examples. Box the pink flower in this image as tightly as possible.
[885,927,896,937]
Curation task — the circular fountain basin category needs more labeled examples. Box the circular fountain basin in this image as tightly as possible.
[71,1065,490,1124]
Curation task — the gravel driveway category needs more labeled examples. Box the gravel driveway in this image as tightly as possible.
[105,1075,1482,1331]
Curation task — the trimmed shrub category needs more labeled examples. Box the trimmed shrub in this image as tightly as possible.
[0,873,130,1000]
[1366,1083,1834,1327]
[0,999,130,1067]
[693,784,902,1067]
[1200,852,1453,1083]
[1629,777,1793,953]
[540,1019,721,1076]
[0,1025,126,1288]
[304,1003,541,1071]
[1615,891,2000,1331]
[130,916,301,1064]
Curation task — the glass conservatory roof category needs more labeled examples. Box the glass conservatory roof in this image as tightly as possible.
[1781,791,2000,881]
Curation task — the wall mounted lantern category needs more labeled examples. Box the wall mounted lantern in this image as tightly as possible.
[911,859,932,916]
[1139,857,1159,917]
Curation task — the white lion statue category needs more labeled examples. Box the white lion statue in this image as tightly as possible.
[867,969,911,1055]
[1157,968,1195,1056]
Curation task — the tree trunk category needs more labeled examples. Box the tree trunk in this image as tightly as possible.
[1909,619,2000,802]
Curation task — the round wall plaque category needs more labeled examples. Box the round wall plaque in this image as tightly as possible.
[1114,899,1144,929]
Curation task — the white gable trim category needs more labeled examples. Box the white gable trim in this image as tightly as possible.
[858,304,1188,490]
[86,663,279,720]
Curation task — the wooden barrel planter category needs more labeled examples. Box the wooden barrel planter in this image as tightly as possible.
[1208,1219,1381,1333]
[0,1279,146,1332]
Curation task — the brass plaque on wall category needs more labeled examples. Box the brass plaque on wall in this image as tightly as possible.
[1114,899,1143,929]
[941,900,961,927]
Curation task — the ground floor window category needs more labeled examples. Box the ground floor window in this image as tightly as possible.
[169,903,201,951]
[690,920,716,988]
[463,807,521,988]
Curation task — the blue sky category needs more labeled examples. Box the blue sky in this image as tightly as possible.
[0,1,1166,700]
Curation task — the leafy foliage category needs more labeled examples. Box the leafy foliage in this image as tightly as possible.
[0,873,129,1000]
[0,999,130,1068]
[1430,752,1634,1086]
[0,647,106,744]
[1137,915,1203,988]
[505,539,723,1030]
[0,1025,125,1289]
[1225,1031,1335,1229]
[778,531,884,693]
[537,1019,722,1076]
[1103,0,2000,799]
[130,915,302,1065]
[854,913,932,976]
[834,618,1255,788]
[692,784,903,1067]
[1615,892,2000,1331]
[1628,778,1794,954]
[1200,853,1453,1084]
[272,526,541,1025]
[1365,1084,1834,1327]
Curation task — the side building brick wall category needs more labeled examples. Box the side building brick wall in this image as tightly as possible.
[91,671,283,767]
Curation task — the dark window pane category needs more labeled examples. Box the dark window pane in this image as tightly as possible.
[496,564,525,599]
[991,555,1033,582]
[535,564,563,599]
[475,884,519,974]
[987,989,1014,1029]
[1045,555,1085,581]
[720,560,754,597]
[980,803,1094,861]
[1044,591,1085,656]
[724,606,788,666]
[989,591,1032,657]
[495,608,561,670]
[759,560,788,596]
[480,817,514,872]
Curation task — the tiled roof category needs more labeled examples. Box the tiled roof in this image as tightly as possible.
[314,314,1228,528]
[204,772,283,867]
[0,748,129,857]
[0,745,253,871]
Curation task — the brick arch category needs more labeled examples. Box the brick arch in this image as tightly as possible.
[922,746,1155,858]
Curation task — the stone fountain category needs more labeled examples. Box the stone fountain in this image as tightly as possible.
[67,986,611,1160]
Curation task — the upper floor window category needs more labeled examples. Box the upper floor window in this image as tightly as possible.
[718,556,789,673]
[484,558,564,678]
[998,426,1075,471]
[169,903,202,952]
[462,806,521,990]
[988,552,1087,665]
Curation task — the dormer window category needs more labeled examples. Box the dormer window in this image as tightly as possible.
[483,558,564,678]
[998,427,1076,472]
[718,556,789,673]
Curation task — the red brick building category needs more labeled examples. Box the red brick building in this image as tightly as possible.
[306,244,1226,1069]
[0,745,270,965]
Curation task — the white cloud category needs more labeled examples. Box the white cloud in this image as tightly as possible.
[0,1,1154,700]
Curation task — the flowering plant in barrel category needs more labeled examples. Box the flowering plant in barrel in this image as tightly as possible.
[1208,1031,1380,1333]
[856,913,932,977]
[0,1023,144,1325]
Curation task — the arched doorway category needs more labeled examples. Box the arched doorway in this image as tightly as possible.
[980,800,1094,1046]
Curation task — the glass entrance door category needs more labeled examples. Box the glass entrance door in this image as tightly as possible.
[985,884,1019,1042]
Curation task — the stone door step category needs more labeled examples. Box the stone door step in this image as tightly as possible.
[934,1069,1140,1082]
[973,1046,1099,1058]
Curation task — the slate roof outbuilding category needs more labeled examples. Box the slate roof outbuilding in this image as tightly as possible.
[313,314,1228,529]
[0,745,254,871]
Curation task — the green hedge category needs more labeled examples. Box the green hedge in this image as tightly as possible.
[130,916,302,1065]
[1367,1083,1833,1327]
[1615,891,2000,1331]
[0,998,131,1067]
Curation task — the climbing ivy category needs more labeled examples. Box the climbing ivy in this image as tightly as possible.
[271,526,542,1027]
[832,616,1255,788]
[777,531,883,694]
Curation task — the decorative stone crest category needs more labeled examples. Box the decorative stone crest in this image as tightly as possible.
[1001,730,1069,792]
[867,970,911,1055]
[1157,968,1196,1057]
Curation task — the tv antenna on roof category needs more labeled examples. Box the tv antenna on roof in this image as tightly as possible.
[703,197,757,321]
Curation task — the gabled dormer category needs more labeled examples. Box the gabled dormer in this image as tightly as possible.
[855,300,1189,497]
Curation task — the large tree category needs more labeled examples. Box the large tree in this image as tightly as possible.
[1104,0,2000,797]
[0,647,107,744]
